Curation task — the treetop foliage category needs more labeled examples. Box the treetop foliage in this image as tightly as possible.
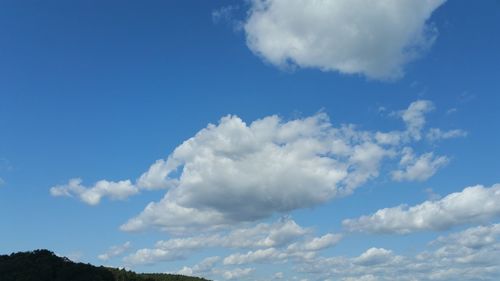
[0,249,211,281]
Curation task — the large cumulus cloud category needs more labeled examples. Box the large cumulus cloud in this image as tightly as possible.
[51,100,461,233]
[244,0,446,79]
[121,113,390,232]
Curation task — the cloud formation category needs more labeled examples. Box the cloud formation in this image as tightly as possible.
[391,148,449,182]
[122,101,457,233]
[172,224,500,281]
[295,225,500,281]
[50,100,461,233]
[426,128,468,142]
[98,241,131,261]
[218,267,254,280]
[50,178,138,205]
[243,0,446,79]
[177,256,221,277]
[343,184,500,234]
[297,228,500,281]
[123,218,336,266]
[121,113,394,232]
[353,247,394,266]
[400,100,435,140]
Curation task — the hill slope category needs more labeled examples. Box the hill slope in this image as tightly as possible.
[0,250,210,281]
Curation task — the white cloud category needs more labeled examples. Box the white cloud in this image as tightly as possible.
[222,233,341,266]
[124,218,314,265]
[124,218,341,270]
[391,147,449,182]
[409,224,500,280]
[375,132,401,146]
[172,224,500,281]
[253,218,310,248]
[287,233,342,252]
[377,100,437,145]
[433,224,500,250]
[426,128,468,142]
[302,233,342,252]
[177,256,221,277]
[136,158,180,190]
[296,224,500,280]
[343,142,392,190]
[50,178,138,205]
[49,162,176,206]
[400,100,434,141]
[177,266,194,276]
[213,218,309,249]
[343,184,500,234]
[49,162,177,207]
[123,248,184,265]
[120,114,393,232]
[354,248,394,266]
[219,267,254,280]
[124,234,218,265]
[98,241,131,261]
[223,248,284,265]
[51,100,461,233]
[243,0,446,79]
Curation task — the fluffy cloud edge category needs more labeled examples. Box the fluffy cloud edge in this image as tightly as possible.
[243,0,447,79]
[343,183,500,234]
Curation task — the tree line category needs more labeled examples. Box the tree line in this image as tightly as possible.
[0,249,211,281]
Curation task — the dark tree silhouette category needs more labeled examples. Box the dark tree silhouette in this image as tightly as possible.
[0,250,211,281]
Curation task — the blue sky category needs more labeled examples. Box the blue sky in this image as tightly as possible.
[1,1,500,280]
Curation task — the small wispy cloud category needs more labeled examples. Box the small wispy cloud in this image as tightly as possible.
[98,241,132,261]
